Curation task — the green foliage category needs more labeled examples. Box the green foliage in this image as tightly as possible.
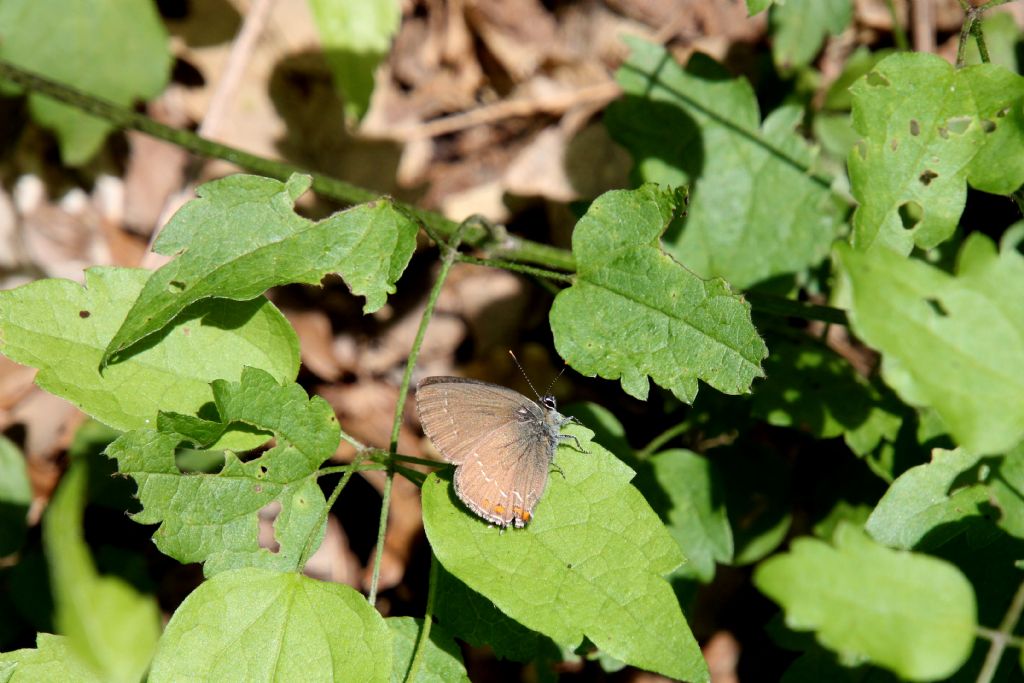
[309,0,401,123]
[422,426,709,682]
[101,174,418,365]
[43,465,160,683]
[550,185,768,403]
[838,235,1024,455]
[770,0,852,72]
[755,524,976,681]
[607,38,844,288]
[105,367,339,577]
[848,53,1024,253]
[150,568,392,681]
[0,0,170,165]
[5,5,1024,680]
[0,436,30,555]
[388,618,470,683]
[0,267,299,450]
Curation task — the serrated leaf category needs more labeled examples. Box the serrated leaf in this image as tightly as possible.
[550,185,767,403]
[755,524,976,681]
[637,449,733,582]
[388,617,470,683]
[607,38,843,288]
[865,449,993,550]
[309,0,400,123]
[102,173,418,364]
[422,425,709,682]
[0,634,101,683]
[43,465,160,683]
[848,52,1024,254]
[0,435,30,555]
[837,235,1024,455]
[0,266,299,451]
[150,567,391,682]
[770,0,852,71]
[0,0,171,165]
[105,367,339,576]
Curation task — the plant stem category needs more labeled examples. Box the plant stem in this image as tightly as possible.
[369,218,468,607]
[884,0,910,51]
[977,578,1024,683]
[744,292,848,326]
[455,253,574,282]
[298,455,363,570]
[637,420,690,460]
[403,554,440,683]
[0,60,574,271]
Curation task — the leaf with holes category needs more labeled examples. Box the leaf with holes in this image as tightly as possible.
[550,184,767,403]
[848,52,1024,254]
[104,367,340,577]
[101,173,418,365]
[837,234,1024,455]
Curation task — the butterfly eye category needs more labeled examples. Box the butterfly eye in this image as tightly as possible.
[542,395,557,410]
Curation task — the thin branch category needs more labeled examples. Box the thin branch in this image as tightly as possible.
[977,578,1024,683]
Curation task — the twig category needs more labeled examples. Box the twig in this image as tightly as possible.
[912,0,936,54]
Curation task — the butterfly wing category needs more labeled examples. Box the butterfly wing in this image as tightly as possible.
[416,376,555,527]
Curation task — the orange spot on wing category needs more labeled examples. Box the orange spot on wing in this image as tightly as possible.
[493,504,506,515]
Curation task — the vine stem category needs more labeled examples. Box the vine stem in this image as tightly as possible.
[298,454,365,570]
[402,554,439,683]
[0,60,575,272]
[977,578,1024,683]
[367,219,468,606]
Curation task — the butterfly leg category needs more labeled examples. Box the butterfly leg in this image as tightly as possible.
[550,462,566,479]
[557,433,588,454]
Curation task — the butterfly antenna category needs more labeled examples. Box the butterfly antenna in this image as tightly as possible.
[508,350,543,400]
[543,364,567,396]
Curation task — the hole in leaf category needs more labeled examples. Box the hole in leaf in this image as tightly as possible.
[909,119,920,136]
[938,126,949,139]
[919,170,938,186]
[78,310,91,318]
[945,116,971,135]
[258,501,282,553]
[925,298,948,317]
[254,484,263,493]
[866,71,890,87]
[898,201,923,230]
[998,106,1010,118]
[854,140,868,159]
[980,119,996,133]
[890,138,899,152]
[168,280,187,292]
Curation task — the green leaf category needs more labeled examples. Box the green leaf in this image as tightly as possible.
[837,235,1024,455]
[752,335,902,451]
[0,266,299,450]
[848,52,1024,254]
[637,449,733,582]
[309,0,400,123]
[0,634,102,683]
[0,0,170,165]
[105,367,339,576]
[746,0,775,14]
[433,565,561,663]
[43,464,160,683]
[422,425,709,682]
[754,524,977,681]
[990,445,1024,540]
[149,567,391,682]
[102,173,419,364]
[550,185,767,403]
[607,38,843,288]
[963,12,1021,71]
[770,0,852,71]
[865,449,992,551]
[0,435,30,555]
[388,617,470,683]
